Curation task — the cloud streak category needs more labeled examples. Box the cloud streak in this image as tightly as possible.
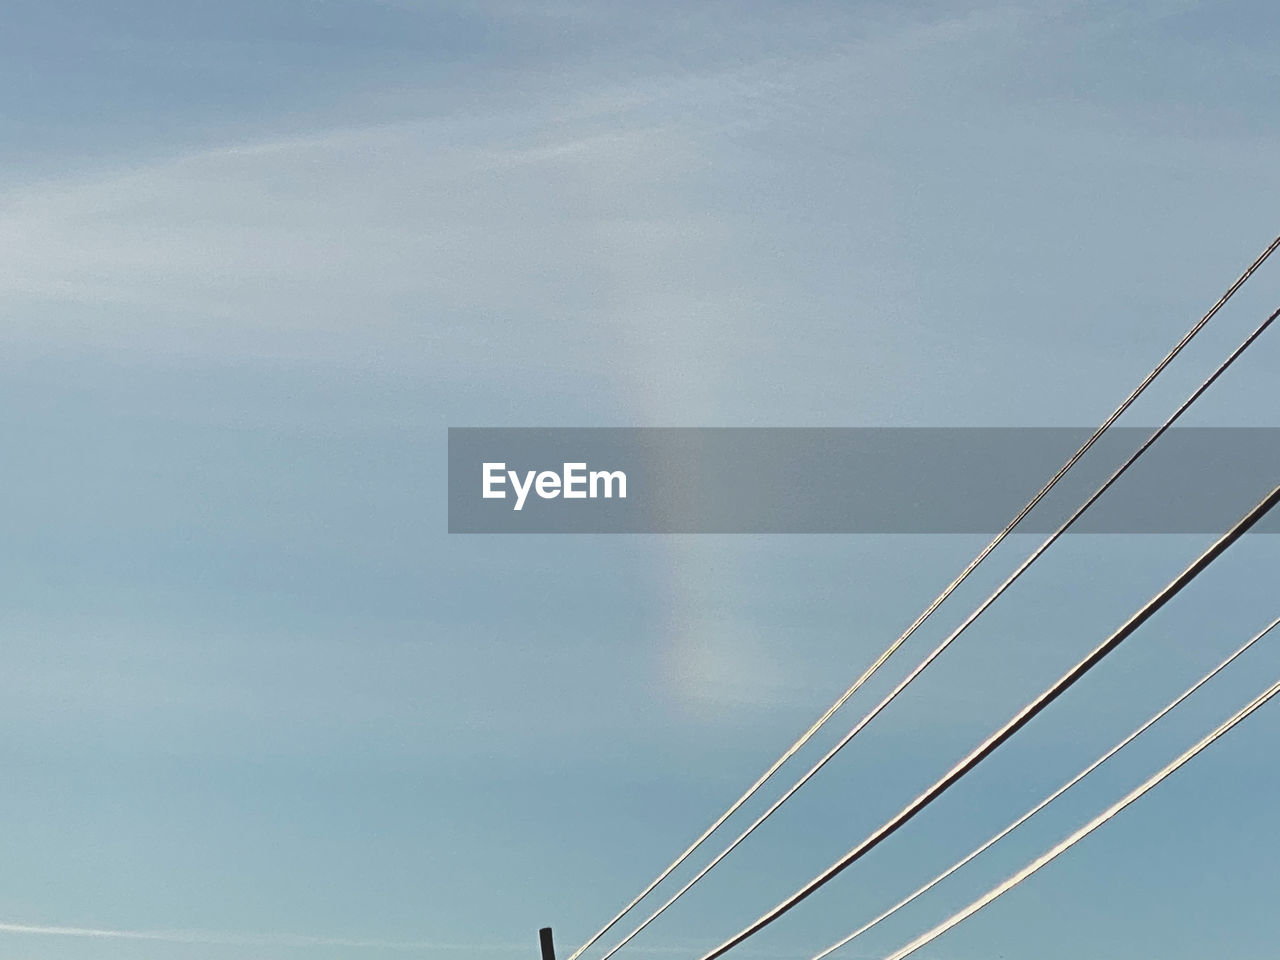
[0,921,813,958]
[0,920,525,952]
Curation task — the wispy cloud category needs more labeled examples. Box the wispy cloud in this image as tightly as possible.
[0,922,826,958]
[0,920,523,952]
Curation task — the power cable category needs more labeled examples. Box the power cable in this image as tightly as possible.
[811,614,1280,960]
[599,306,1280,960]
[567,238,1280,960]
[695,482,1280,960]
[881,659,1280,960]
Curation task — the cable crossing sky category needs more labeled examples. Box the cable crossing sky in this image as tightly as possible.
[811,614,1280,960]
[568,234,1280,960]
[879,661,1280,960]
[565,239,1280,960]
[594,305,1280,960]
[696,483,1280,960]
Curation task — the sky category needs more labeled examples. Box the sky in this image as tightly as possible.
[1,1,1279,959]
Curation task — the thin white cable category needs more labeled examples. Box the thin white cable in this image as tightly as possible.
[602,308,1280,960]
[882,665,1280,960]
[813,614,1280,960]
[568,238,1280,960]
[695,482,1280,960]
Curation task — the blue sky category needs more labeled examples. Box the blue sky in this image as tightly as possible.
[2,1,1279,959]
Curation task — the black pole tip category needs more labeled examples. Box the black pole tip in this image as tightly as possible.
[539,926,556,960]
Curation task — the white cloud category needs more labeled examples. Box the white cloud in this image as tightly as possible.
[0,920,522,951]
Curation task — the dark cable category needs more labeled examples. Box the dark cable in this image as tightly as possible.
[568,235,1280,960]
[697,484,1280,960]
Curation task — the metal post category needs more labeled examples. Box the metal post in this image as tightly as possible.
[540,927,556,960]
